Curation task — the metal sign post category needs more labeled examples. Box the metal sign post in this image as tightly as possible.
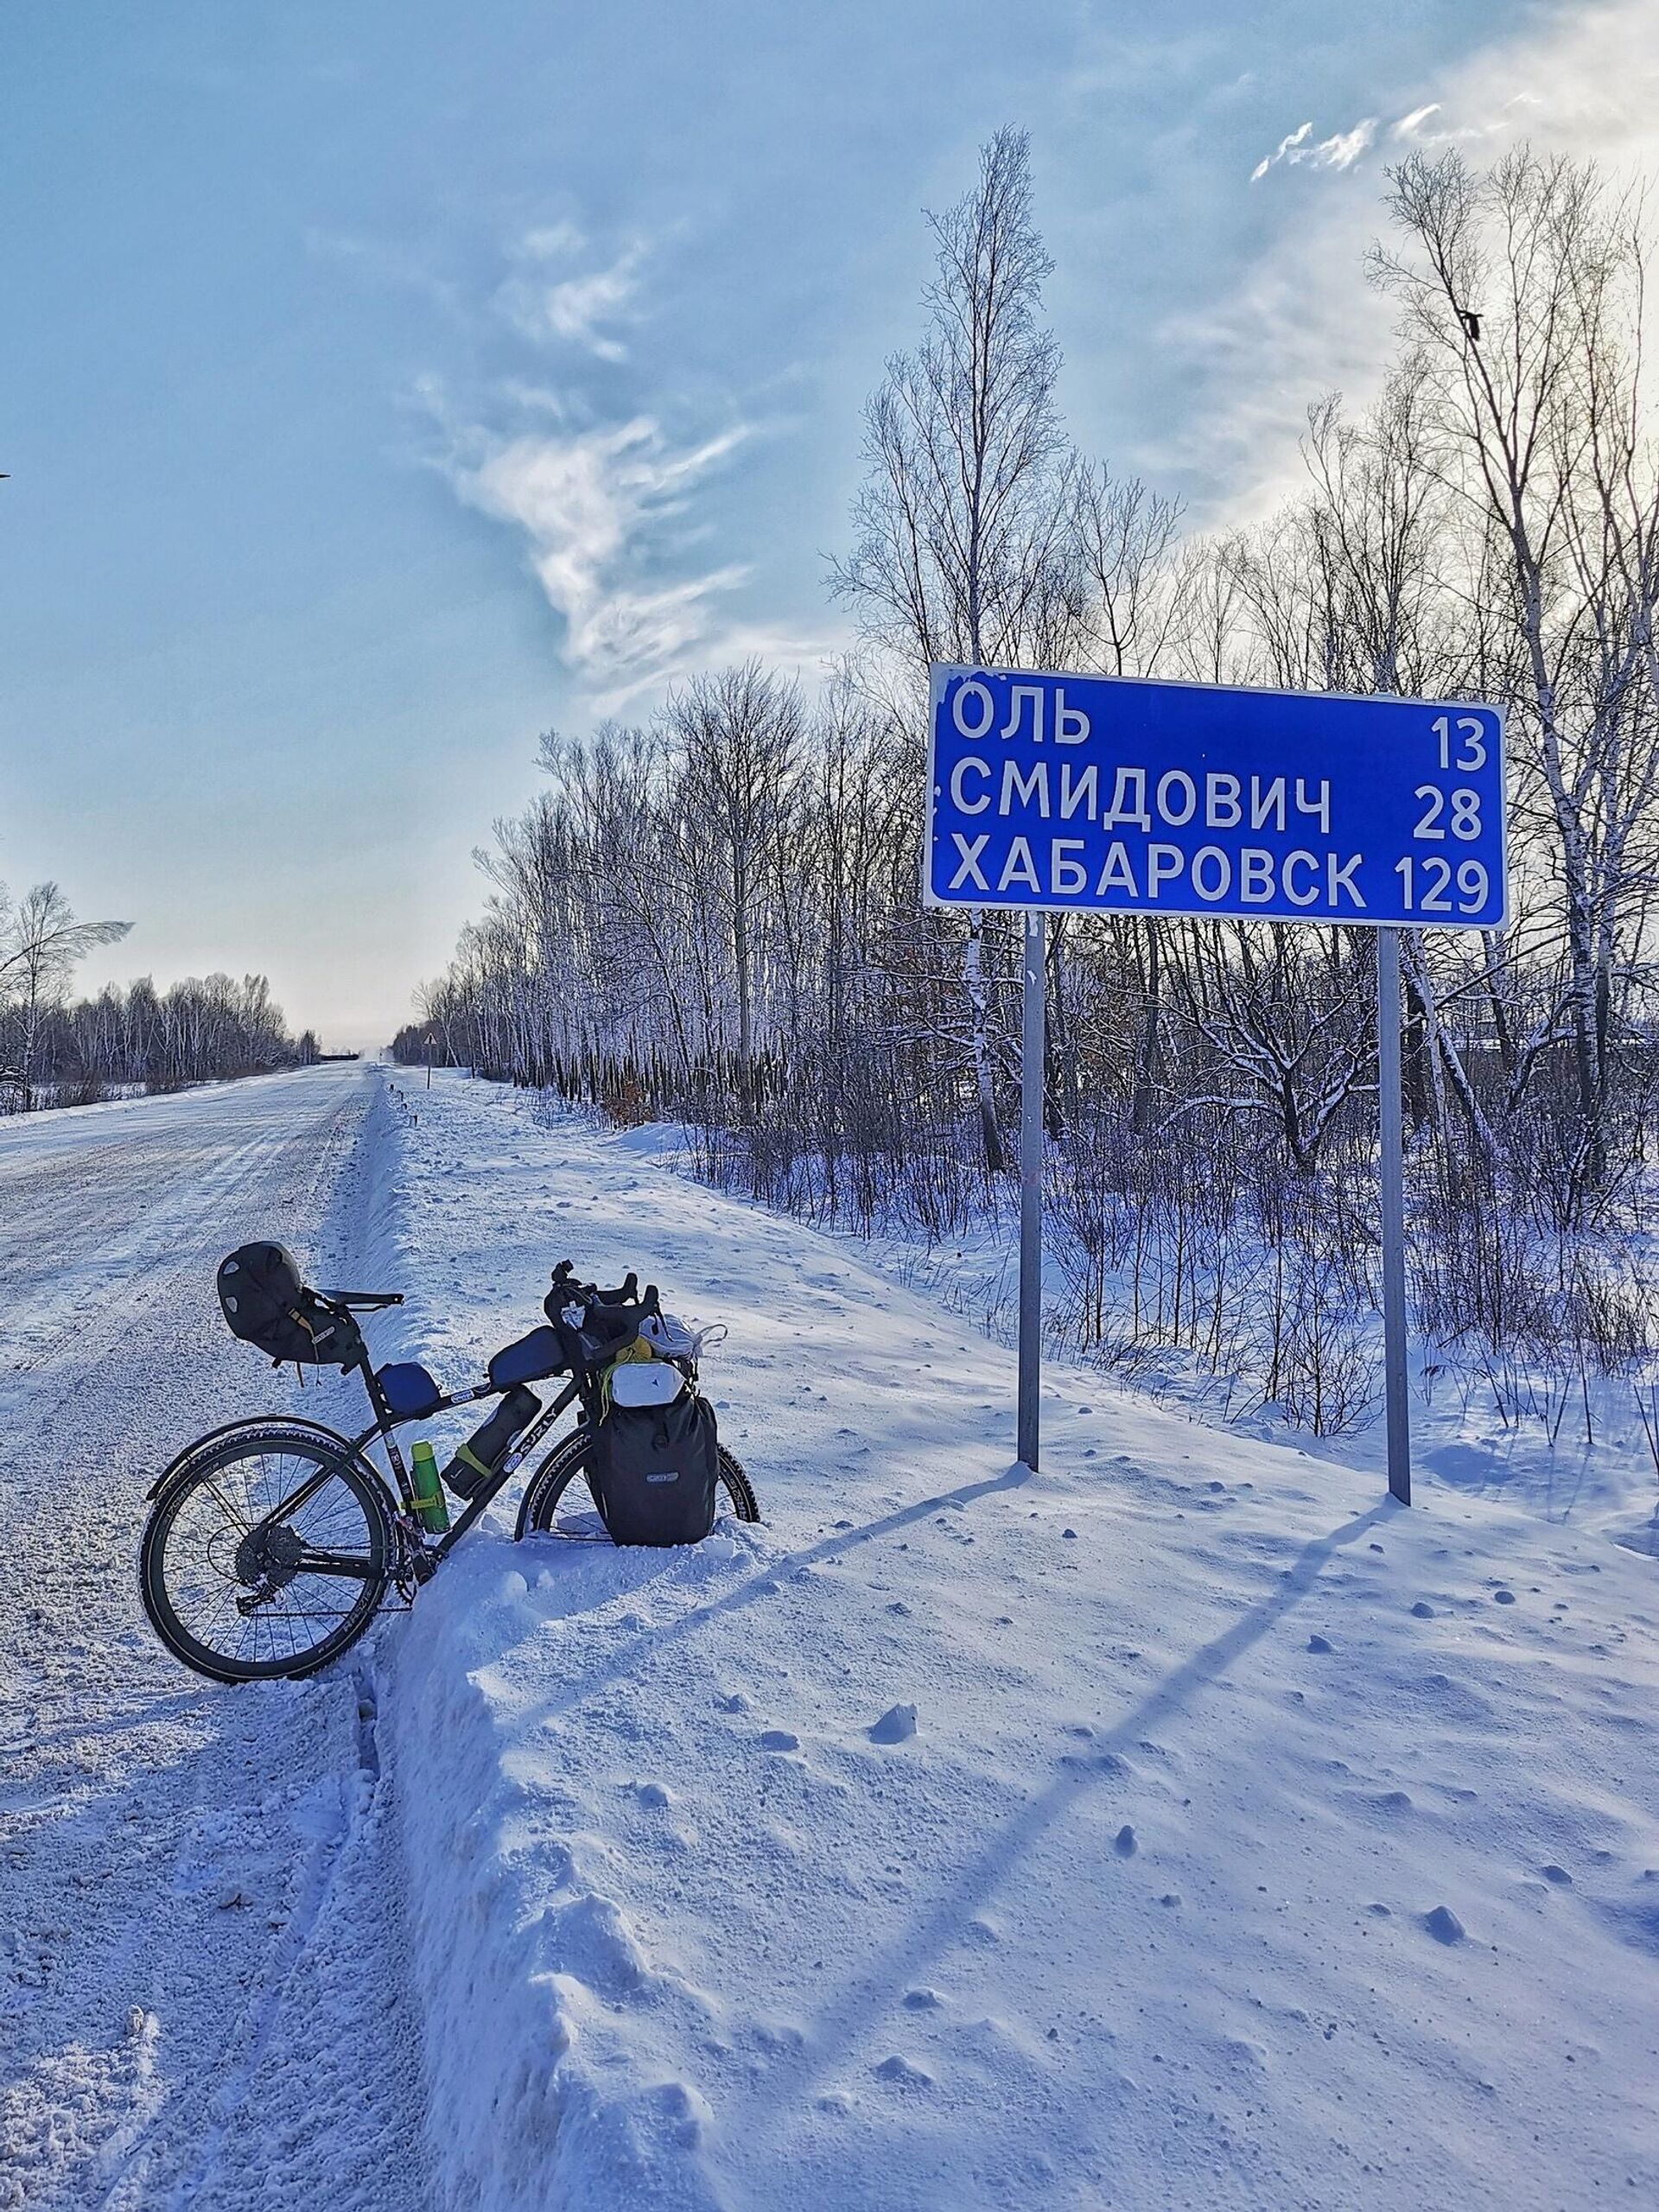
[1018,913,1045,1470]
[922,663,1507,1504]
[1376,928,1411,1503]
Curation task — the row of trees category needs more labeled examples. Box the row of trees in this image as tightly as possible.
[1,880,315,1109]
[397,135,1659,1429]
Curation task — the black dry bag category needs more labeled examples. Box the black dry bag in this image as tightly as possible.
[589,1392,719,1547]
[217,1243,363,1370]
[442,1383,542,1499]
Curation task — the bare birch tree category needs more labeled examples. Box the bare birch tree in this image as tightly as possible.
[833,125,1071,1171]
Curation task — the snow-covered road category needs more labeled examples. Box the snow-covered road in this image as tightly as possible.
[0,1065,433,2212]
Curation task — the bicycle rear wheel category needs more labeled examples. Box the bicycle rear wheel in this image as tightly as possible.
[521,1427,759,1539]
[140,1434,391,1682]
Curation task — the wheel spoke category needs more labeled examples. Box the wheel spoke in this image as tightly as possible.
[145,1438,385,1681]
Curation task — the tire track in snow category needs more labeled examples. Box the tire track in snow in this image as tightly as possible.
[0,1067,434,2212]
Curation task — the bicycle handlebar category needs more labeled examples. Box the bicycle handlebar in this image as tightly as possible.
[548,1262,660,1318]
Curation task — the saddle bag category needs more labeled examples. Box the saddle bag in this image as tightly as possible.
[589,1387,719,1547]
[217,1243,364,1370]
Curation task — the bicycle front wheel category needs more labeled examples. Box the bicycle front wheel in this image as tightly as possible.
[140,1434,391,1682]
[521,1427,760,1539]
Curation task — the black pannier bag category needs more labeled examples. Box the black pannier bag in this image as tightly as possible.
[590,1391,719,1546]
[217,1243,364,1370]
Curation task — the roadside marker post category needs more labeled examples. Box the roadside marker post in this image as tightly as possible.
[923,664,1508,1497]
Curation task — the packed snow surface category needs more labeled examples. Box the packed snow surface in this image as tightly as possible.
[3,1063,1657,2210]
[381,1072,1659,2209]
[0,1066,434,2209]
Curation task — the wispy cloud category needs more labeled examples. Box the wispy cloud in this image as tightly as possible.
[1164,0,1659,521]
[497,227,645,361]
[1249,120,1310,181]
[304,227,460,315]
[449,416,752,702]
[427,216,846,704]
[1389,91,1542,149]
[542,252,643,361]
[1250,114,1377,182]
[1391,103,1441,140]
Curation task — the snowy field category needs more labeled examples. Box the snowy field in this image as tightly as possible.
[3,1064,1657,2209]
[382,1071,1658,2209]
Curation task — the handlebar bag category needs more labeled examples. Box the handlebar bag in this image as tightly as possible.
[589,1392,718,1546]
[546,1294,646,1371]
[217,1243,365,1370]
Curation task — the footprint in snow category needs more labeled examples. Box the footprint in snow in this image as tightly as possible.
[870,1704,918,1745]
[1114,1825,1137,1857]
[1307,1634,1335,1654]
[1423,1905,1466,1945]
[903,1987,942,2011]
[759,1729,801,1752]
[875,2055,933,2088]
[715,1691,750,1714]
[537,1893,650,1998]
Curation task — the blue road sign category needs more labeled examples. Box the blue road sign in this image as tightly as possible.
[925,664,1507,928]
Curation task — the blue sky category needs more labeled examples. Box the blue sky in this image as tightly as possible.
[3,1,1654,1045]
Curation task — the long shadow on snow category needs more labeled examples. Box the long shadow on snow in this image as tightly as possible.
[740,1492,1399,2133]
[513,1456,1038,1715]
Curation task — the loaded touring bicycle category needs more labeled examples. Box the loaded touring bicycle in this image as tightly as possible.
[140,1245,758,1682]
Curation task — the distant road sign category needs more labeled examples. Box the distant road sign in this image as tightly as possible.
[925,664,1507,929]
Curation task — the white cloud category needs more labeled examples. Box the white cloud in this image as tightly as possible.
[1163,0,1659,522]
[1250,114,1376,181]
[498,238,645,361]
[1250,120,1312,181]
[433,219,847,705]
[517,219,586,261]
[450,416,752,702]
[1392,103,1441,140]
[541,251,643,361]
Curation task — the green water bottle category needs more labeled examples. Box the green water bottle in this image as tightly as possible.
[409,1439,449,1534]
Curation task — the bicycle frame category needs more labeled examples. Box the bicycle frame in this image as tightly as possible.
[148,1363,594,1591]
[346,1359,590,1561]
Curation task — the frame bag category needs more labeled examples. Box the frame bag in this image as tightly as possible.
[590,1388,719,1546]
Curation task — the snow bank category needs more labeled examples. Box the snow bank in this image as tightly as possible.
[375,1070,1659,2210]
